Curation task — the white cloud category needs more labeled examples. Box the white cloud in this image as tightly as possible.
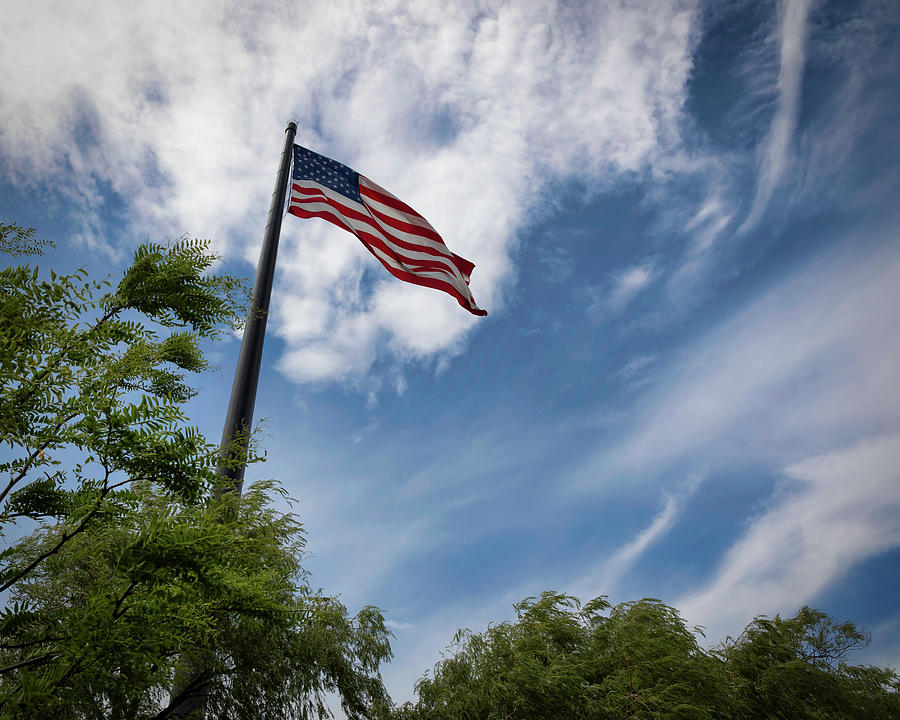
[739,0,817,233]
[617,354,655,383]
[0,0,702,387]
[589,261,660,320]
[793,0,900,215]
[574,235,900,488]
[609,262,659,311]
[565,226,900,648]
[684,194,733,255]
[569,475,702,599]
[277,307,379,384]
[536,243,575,284]
[385,619,414,632]
[678,433,900,642]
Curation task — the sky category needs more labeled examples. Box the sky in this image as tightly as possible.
[2,0,900,707]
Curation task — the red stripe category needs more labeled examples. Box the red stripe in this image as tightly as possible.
[288,206,355,236]
[451,253,475,279]
[362,200,445,245]
[359,180,424,218]
[293,182,478,281]
[365,246,487,316]
[290,189,468,277]
[292,186,398,240]
[290,201,465,278]
[357,182,477,279]
[292,185,326,195]
[361,204,461,266]
[288,203,485,315]
[292,183,449,256]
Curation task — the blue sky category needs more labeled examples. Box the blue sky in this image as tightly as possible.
[2,0,900,706]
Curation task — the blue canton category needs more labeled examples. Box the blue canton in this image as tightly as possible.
[292,145,362,204]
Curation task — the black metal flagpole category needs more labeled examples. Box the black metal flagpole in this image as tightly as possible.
[168,120,297,719]
[217,119,297,494]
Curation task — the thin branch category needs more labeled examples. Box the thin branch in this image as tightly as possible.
[0,411,80,507]
[0,635,64,651]
[0,505,101,592]
[113,578,140,620]
[0,651,59,675]
[2,511,57,522]
[0,455,142,592]
[106,477,137,493]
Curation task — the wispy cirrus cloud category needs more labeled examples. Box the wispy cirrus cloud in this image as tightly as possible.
[588,260,660,320]
[536,243,575,284]
[569,475,703,599]
[678,433,900,641]
[385,619,414,632]
[739,0,817,233]
[684,194,734,255]
[609,262,660,312]
[565,225,900,646]
[616,354,656,391]
[793,0,900,214]
[574,231,900,489]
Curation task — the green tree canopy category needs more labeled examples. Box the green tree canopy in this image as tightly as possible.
[0,226,392,719]
[716,606,900,719]
[385,592,900,720]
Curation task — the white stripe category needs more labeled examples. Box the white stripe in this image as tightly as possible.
[290,197,469,286]
[366,242,474,301]
[292,200,465,284]
[291,179,368,215]
[358,199,465,270]
[359,176,436,231]
[292,179,456,260]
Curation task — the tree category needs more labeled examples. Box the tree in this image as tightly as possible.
[384,593,899,720]
[0,223,54,257]
[0,226,392,718]
[388,593,733,720]
[716,606,900,719]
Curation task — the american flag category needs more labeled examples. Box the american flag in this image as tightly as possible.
[287,144,487,316]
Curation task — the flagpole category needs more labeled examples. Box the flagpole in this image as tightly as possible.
[168,120,297,719]
[217,119,297,494]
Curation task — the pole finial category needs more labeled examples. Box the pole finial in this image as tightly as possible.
[286,121,298,133]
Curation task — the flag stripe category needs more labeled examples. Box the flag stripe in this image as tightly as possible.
[358,203,469,277]
[359,177,436,231]
[289,190,469,281]
[363,200,445,246]
[288,205,479,311]
[358,183,445,241]
[289,202,473,298]
[450,252,475,281]
[291,181,458,262]
[357,178,477,279]
[359,177,427,220]
[291,183,456,264]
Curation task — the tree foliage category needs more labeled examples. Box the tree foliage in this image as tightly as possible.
[385,592,900,720]
[0,223,55,257]
[0,227,392,719]
[716,606,899,719]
